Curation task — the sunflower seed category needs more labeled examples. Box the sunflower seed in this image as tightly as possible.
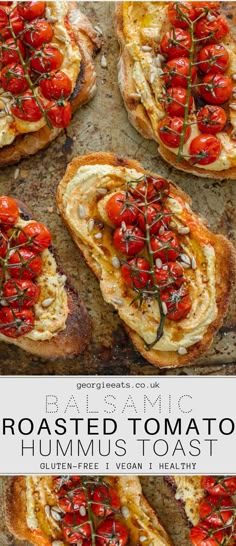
[94,232,103,239]
[155,258,162,269]
[52,542,64,546]
[230,104,236,111]
[141,45,152,52]
[0,299,7,306]
[206,13,216,21]
[51,508,62,521]
[101,54,107,68]
[159,226,165,235]
[178,346,188,355]
[121,221,127,231]
[78,204,86,218]
[180,253,191,266]
[42,297,54,308]
[59,274,67,285]
[129,92,141,100]
[233,94,236,100]
[191,256,197,270]
[111,256,121,269]
[14,167,20,180]
[233,87,236,93]
[233,74,236,81]
[0,111,6,118]
[111,297,124,305]
[88,218,95,232]
[45,505,51,518]
[79,505,87,517]
[95,25,103,36]
[162,302,168,315]
[178,226,190,235]
[97,187,108,195]
[139,537,147,543]
[121,505,130,519]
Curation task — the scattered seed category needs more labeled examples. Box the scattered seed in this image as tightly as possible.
[129,92,141,100]
[121,506,130,519]
[155,258,162,269]
[233,87,236,93]
[51,508,62,521]
[191,256,197,270]
[232,74,236,81]
[178,226,190,235]
[0,111,6,118]
[141,45,152,51]
[180,253,191,266]
[42,297,54,308]
[0,299,8,306]
[111,297,124,305]
[169,221,176,229]
[191,335,202,342]
[88,218,95,233]
[78,204,86,218]
[178,346,188,355]
[207,13,216,21]
[111,256,121,269]
[97,187,108,195]
[52,542,65,546]
[139,537,147,543]
[45,505,51,519]
[47,206,54,213]
[14,167,20,180]
[233,93,236,100]
[95,25,103,35]
[121,221,127,231]
[230,104,236,110]
[162,301,168,315]
[101,54,107,68]
[60,274,67,285]
[159,226,165,236]
[94,232,103,239]
[79,505,87,517]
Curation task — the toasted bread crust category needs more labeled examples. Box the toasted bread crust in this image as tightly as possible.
[57,152,236,368]
[115,2,236,180]
[6,476,173,546]
[0,3,101,168]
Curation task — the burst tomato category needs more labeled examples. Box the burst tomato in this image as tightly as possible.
[201,476,236,497]
[18,1,46,20]
[198,44,229,75]
[96,519,129,546]
[8,247,42,279]
[200,73,232,105]
[0,231,7,258]
[40,71,72,100]
[154,262,184,288]
[138,203,170,235]
[53,475,81,492]
[0,7,24,40]
[24,20,53,48]
[11,91,43,122]
[0,196,19,225]
[1,63,28,94]
[164,86,193,117]
[30,44,63,73]
[194,2,219,15]
[150,231,180,262]
[106,191,138,226]
[58,486,87,513]
[0,6,8,29]
[0,307,34,337]
[160,28,191,60]
[132,176,169,201]
[1,38,25,65]
[199,495,234,528]
[3,279,40,309]
[168,2,196,29]
[62,513,91,544]
[195,14,229,43]
[121,257,151,290]
[158,117,191,148]
[189,134,221,165]
[17,221,51,254]
[113,225,145,256]
[161,285,192,320]
[91,485,121,517]
[190,522,226,546]
[46,100,71,128]
[163,57,197,88]
[197,105,226,134]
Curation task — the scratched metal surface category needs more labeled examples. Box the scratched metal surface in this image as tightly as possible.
[0,2,235,375]
[0,476,191,546]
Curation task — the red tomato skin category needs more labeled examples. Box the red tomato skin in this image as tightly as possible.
[8,248,42,279]
[40,71,72,100]
[150,231,180,262]
[62,513,91,544]
[190,522,225,546]
[0,6,8,29]
[53,475,81,492]
[121,257,151,290]
[0,8,24,40]
[194,2,220,14]
[198,44,229,75]
[197,105,227,134]
[199,495,234,527]
[133,177,169,201]
[17,222,51,254]
[58,486,87,513]
[154,262,184,289]
[30,45,63,73]
[3,279,40,309]
[11,91,43,122]
[91,485,121,517]
[96,519,129,546]
[0,230,8,258]
[1,63,28,94]
[195,14,229,43]
[1,39,25,65]
[200,74,232,105]
[163,57,197,88]
[46,100,71,128]
[138,204,170,235]
[161,286,192,321]
[0,307,34,338]
[18,1,46,20]
[164,86,193,117]
[160,28,191,60]
[201,476,236,497]
[113,225,145,256]
[158,117,191,148]
[189,134,221,165]
[0,196,19,225]
[24,20,53,48]
[106,191,138,226]
[168,2,196,29]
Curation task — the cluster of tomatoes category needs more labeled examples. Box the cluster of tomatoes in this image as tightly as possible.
[54,476,129,546]
[0,196,51,338]
[105,176,192,322]
[0,1,72,128]
[190,476,236,546]
[158,1,231,166]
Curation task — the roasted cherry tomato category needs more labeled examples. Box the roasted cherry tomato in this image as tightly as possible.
[190,521,226,546]
[168,2,196,29]
[150,231,180,262]
[113,225,145,256]
[199,495,234,528]
[1,63,28,94]
[91,485,121,517]
[106,191,138,226]
[58,486,87,513]
[0,230,7,258]
[96,519,129,546]
[53,475,81,492]
[199,73,232,105]
[30,44,63,73]
[154,262,184,289]
[40,71,72,100]
[160,28,191,60]
[3,279,40,309]
[0,7,24,40]
[46,100,71,128]
[0,196,19,225]
[201,476,236,497]
[195,14,229,43]
[17,221,51,254]
[138,203,170,235]
[0,6,8,29]
[164,86,193,117]
[24,20,53,48]
[1,38,25,65]
[62,513,91,544]
[189,134,221,165]
[158,116,191,148]
[11,91,43,122]
[163,57,197,88]
[121,257,151,290]
[8,247,42,279]
[132,176,169,201]
[197,105,226,134]
[161,285,192,321]
[198,44,229,75]
[194,2,219,15]
[18,1,46,20]
[0,307,34,337]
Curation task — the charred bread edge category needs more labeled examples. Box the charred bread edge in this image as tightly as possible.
[115,2,236,180]
[56,151,236,368]
[164,477,192,529]
[0,200,91,358]
[0,3,101,168]
[5,476,174,546]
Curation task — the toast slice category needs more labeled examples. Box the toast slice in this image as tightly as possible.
[6,475,173,546]
[57,152,236,368]
[0,199,91,358]
[0,2,101,167]
[115,2,236,179]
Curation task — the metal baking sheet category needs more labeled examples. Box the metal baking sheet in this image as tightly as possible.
[0,2,235,376]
